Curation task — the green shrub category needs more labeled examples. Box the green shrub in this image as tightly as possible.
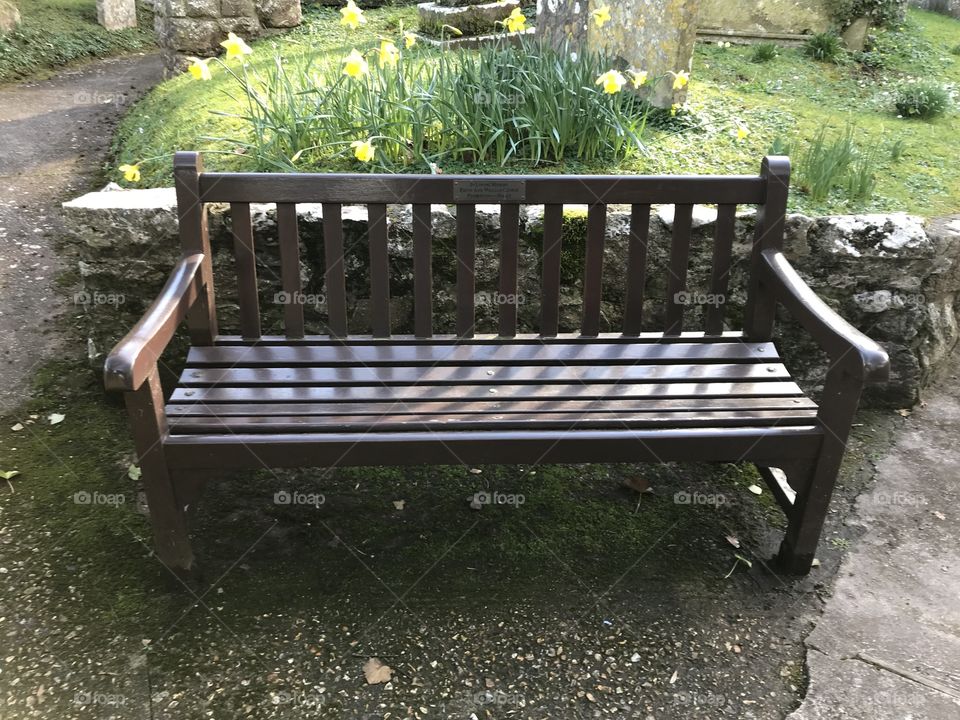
[750,43,780,63]
[804,33,845,62]
[888,137,907,160]
[210,38,650,172]
[853,50,886,69]
[951,43,960,56]
[894,80,951,119]
[831,0,907,29]
[768,136,792,156]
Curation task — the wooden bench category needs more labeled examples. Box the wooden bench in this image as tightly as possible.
[104,152,889,579]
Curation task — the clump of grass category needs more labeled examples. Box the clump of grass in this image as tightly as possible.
[894,80,951,119]
[845,144,880,201]
[888,137,906,161]
[952,43,960,56]
[768,136,792,155]
[853,50,886,69]
[804,32,845,62]
[797,125,856,201]
[750,42,780,63]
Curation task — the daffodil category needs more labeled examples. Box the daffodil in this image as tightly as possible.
[351,139,375,163]
[736,124,750,141]
[504,7,527,33]
[404,31,417,49]
[343,49,369,78]
[592,5,611,28]
[220,32,252,60]
[340,0,366,30]
[670,103,683,117]
[672,70,690,90]
[379,40,400,67]
[596,69,627,95]
[630,69,648,88]
[186,57,212,81]
[119,163,141,183]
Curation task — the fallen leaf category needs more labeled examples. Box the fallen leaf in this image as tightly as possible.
[747,484,763,495]
[362,657,393,685]
[48,413,65,425]
[811,558,821,567]
[725,535,740,549]
[0,470,19,481]
[897,408,911,417]
[669,669,679,684]
[128,465,142,481]
[932,511,946,520]
[392,500,405,511]
[10,423,23,432]
[621,476,652,493]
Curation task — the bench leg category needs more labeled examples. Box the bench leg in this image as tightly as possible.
[778,366,863,575]
[125,368,195,578]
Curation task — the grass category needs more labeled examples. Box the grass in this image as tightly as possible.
[0,0,154,83]
[113,6,960,216]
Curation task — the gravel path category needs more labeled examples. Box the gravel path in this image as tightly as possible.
[0,52,163,410]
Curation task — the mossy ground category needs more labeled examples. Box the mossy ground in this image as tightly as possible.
[0,0,155,84]
[113,7,960,216]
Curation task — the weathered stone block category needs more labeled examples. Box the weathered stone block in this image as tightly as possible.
[221,0,255,17]
[698,0,832,36]
[418,0,519,38]
[537,0,701,108]
[256,0,301,27]
[0,0,21,33]
[169,17,221,52]
[96,0,137,30]
[185,0,220,18]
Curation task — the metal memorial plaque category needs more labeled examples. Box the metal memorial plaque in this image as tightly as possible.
[452,179,527,203]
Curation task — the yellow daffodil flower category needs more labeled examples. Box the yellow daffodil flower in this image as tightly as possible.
[119,163,141,183]
[404,31,417,49]
[351,139,375,163]
[186,57,212,81]
[220,32,252,60]
[340,0,366,30]
[596,69,627,95]
[737,124,750,141]
[379,40,400,67]
[672,70,690,90]
[630,69,648,88]
[504,7,527,33]
[592,5,611,28]
[343,49,369,78]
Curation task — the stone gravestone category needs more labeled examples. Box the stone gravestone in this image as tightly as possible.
[0,0,21,33]
[537,0,701,108]
[97,0,137,30]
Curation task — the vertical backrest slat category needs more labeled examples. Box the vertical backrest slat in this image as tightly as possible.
[622,203,651,336]
[322,202,348,337]
[705,204,738,336]
[230,202,260,340]
[456,204,476,338]
[173,152,217,345]
[498,203,521,337]
[540,204,563,338]
[581,203,606,337]
[367,203,391,338]
[664,203,694,336]
[413,203,433,338]
[277,202,304,339]
[744,156,791,340]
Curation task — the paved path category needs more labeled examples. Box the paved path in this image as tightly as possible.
[789,358,960,719]
[0,52,163,410]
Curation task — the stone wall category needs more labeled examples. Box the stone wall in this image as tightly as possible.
[61,188,960,408]
[154,0,301,71]
[697,0,832,36]
[910,0,960,17]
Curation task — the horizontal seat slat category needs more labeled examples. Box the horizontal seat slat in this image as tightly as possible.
[169,380,804,404]
[211,331,748,346]
[166,396,817,417]
[179,362,792,387]
[169,409,818,434]
[164,426,824,469]
[186,341,778,368]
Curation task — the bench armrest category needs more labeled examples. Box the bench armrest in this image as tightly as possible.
[759,249,890,385]
[103,254,206,392]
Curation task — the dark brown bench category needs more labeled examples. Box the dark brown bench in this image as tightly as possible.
[104,152,889,579]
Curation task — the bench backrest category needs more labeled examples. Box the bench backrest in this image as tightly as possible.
[174,152,790,344]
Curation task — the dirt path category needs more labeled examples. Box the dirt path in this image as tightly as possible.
[0,52,163,410]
